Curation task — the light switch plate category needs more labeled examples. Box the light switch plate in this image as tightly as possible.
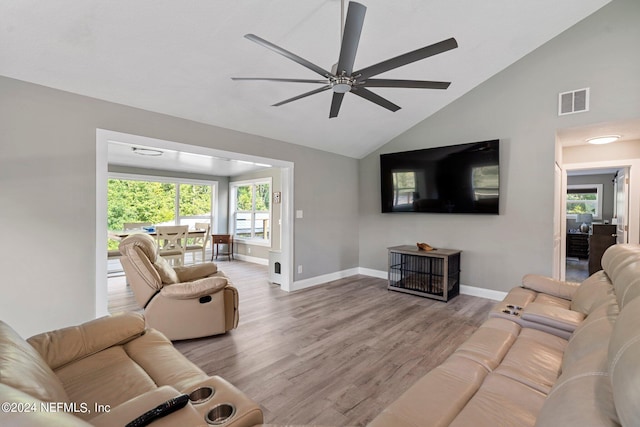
[296,210,303,219]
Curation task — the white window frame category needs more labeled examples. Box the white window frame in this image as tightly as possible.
[108,172,218,232]
[566,183,603,220]
[230,177,272,246]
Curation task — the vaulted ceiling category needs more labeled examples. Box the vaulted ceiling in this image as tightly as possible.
[0,0,611,158]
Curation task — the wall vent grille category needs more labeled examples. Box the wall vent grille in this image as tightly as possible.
[559,88,589,115]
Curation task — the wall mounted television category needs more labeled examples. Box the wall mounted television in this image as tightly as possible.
[380,140,500,214]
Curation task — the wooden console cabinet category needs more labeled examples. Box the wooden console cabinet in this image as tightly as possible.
[566,233,589,259]
[589,224,617,275]
[387,245,461,302]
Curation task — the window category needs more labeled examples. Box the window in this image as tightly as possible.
[230,178,271,244]
[178,183,213,228]
[107,175,216,249]
[566,184,603,220]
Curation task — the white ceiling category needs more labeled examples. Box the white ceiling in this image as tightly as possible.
[1,0,611,159]
[108,140,272,177]
[557,117,640,147]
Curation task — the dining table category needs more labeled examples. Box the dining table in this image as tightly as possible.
[108,228,207,240]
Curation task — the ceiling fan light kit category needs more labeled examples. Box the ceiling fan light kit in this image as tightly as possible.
[232,1,458,118]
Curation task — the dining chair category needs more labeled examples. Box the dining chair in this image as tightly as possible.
[123,222,153,231]
[155,225,188,266]
[186,222,211,264]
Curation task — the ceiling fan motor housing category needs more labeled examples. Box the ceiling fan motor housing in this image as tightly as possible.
[331,76,353,93]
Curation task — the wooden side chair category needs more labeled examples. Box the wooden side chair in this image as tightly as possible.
[155,225,188,266]
[186,222,211,264]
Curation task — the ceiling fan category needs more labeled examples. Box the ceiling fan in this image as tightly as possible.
[232,1,458,118]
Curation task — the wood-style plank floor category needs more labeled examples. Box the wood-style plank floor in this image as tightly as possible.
[108,260,495,426]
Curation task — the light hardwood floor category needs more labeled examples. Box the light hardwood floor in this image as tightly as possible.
[108,261,495,426]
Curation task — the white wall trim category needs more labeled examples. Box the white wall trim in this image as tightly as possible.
[95,130,109,318]
[292,268,360,291]
[358,267,387,279]
[459,285,507,301]
[356,267,506,301]
[293,267,507,301]
[232,253,269,265]
[97,128,295,297]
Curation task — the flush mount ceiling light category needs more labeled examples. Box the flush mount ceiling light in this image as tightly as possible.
[586,135,620,145]
[132,147,163,156]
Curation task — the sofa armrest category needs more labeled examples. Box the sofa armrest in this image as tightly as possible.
[521,274,580,300]
[160,277,228,300]
[173,262,218,282]
[180,376,264,427]
[27,312,146,370]
[90,386,203,427]
[520,302,585,333]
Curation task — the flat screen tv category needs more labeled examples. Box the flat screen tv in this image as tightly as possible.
[380,140,500,214]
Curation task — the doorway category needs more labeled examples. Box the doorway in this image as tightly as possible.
[95,129,295,318]
[557,159,637,281]
[554,118,640,281]
[564,168,624,282]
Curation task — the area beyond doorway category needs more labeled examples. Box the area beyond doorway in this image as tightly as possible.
[96,129,295,318]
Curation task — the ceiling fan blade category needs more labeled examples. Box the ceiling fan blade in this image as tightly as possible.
[336,1,366,76]
[353,37,458,81]
[329,92,345,118]
[351,87,401,112]
[244,34,332,78]
[232,77,328,84]
[272,85,332,107]
[361,79,451,89]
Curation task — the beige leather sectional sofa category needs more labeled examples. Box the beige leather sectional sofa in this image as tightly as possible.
[369,243,640,427]
[0,312,263,426]
[2,244,640,426]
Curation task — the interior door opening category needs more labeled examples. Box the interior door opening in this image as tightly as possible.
[555,117,640,282]
[562,166,630,282]
[96,129,295,318]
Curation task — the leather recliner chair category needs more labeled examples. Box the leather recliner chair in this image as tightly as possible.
[118,233,239,340]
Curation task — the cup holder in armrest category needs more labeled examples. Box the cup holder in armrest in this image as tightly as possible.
[506,304,523,310]
[501,308,520,316]
[206,403,236,425]
[188,386,215,405]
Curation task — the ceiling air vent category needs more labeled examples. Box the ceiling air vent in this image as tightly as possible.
[558,88,589,116]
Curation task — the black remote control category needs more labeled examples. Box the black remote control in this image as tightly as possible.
[125,394,190,427]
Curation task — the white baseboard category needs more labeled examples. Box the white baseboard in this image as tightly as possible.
[356,268,506,301]
[358,267,387,279]
[292,268,360,291]
[287,266,507,301]
[232,253,269,265]
[459,285,506,301]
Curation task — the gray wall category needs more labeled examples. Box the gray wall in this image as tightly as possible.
[0,77,359,337]
[358,0,640,292]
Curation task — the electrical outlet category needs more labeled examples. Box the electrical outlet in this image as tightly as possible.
[247,247,251,254]
[297,265,303,274]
